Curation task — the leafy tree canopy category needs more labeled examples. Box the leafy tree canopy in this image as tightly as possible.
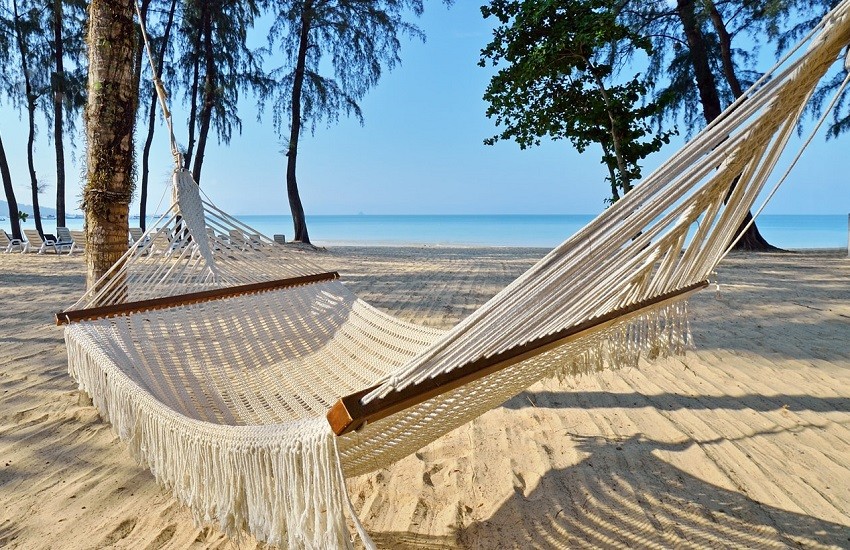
[480,0,674,201]
[262,0,425,137]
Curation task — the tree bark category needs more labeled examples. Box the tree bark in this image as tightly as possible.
[0,132,23,240]
[140,0,178,229]
[191,4,215,184]
[588,62,632,194]
[184,8,204,171]
[84,0,137,294]
[601,142,620,203]
[285,4,312,244]
[13,0,45,237]
[52,0,66,228]
[676,0,723,123]
[705,0,743,99]
[25,98,44,237]
[676,0,776,251]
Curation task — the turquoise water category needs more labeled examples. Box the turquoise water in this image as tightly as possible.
[50,214,848,249]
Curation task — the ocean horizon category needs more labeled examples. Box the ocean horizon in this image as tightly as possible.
[31,213,850,250]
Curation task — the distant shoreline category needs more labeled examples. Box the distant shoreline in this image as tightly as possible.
[7,212,848,250]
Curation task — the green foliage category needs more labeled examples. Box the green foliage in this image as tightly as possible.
[0,0,86,131]
[624,0,846,139]
[178,0,266,146]
[262,0,425,137]
[480,0,673,201]
[4,1,50,107]
[18,210,27,222]
[45,0,88,135]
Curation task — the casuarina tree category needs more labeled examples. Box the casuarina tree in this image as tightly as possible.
[261,0,425,244]
[620,0,839,250]
[138,0,178,229]
[178,0,265,184]
[0,2,23,239]
[11,0,49,237]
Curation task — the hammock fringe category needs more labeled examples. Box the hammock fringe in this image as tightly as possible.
[66,330,356,549]
[556,301,692,381]
[58,1,850,545]
[63,300,690,547]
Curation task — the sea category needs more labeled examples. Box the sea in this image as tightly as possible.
[47,213,850,250]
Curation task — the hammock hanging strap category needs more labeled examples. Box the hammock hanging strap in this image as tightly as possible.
[134,0,183,170]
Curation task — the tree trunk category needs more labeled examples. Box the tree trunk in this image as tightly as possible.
[731,210,777,250]
[676,0,775,251]
[675,0,723,123]
[13,0,45,237]
[600,142,620,204]
[53,0,66,228]
[0,132,23,240]
[589,63,632,194]
[140,0,178,230]
[26,100,44,237]
[184,15,204,171]
[285,5,312,244]
[705,0,743,99]
[84,0,137,294]
[191,5,215,184]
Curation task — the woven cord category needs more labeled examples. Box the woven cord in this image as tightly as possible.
[62,1,850,547]
[722,69,850,258]
[133,0,182,170]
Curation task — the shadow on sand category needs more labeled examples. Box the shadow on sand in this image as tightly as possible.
[370,431,850,549]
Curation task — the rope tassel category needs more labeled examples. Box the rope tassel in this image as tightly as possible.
[65,327,363,549]
[555,301,692,381]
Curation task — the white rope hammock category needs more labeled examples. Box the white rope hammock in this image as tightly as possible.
[60,2,850,547]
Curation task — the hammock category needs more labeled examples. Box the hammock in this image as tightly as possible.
[59,2,850,548]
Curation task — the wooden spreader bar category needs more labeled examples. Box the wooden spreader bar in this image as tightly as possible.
[327,280,709,436]
[55,271,340,325]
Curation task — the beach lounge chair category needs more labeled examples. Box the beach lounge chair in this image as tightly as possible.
[129,227,145,245]
[228,228,250,250]
[56,4,850,547]
[56,227,79,254]
[23,229,72,254]
[146,228,177,256]
[205,227,228,251]
[69,230,86,252]
[0,229,24,253]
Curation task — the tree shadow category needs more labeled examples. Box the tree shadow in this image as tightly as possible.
[456,433,850,548]
[0,519,23,547]
[367,532,463,549]
[502,390,850,415]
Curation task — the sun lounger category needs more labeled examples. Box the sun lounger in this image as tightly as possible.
[56,227,80,254]
[69,230,86,252]
[129,227,145,247]
[0,229,24,253]
[23,229,73,254]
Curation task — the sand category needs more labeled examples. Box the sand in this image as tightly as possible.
[0,247,848,549]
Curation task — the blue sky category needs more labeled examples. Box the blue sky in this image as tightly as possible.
[1,2,848,217]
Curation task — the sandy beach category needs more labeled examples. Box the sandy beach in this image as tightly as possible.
[1,246,848,549]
